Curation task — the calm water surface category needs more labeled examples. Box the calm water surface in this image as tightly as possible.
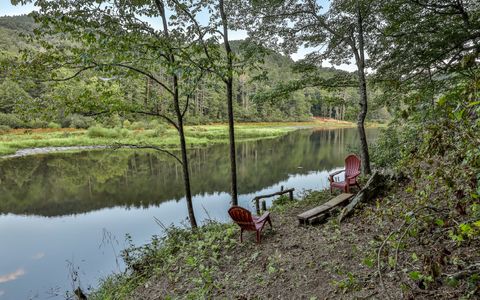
[0,128,377,299]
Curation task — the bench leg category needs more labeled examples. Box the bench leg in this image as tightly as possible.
[240,228,244,243]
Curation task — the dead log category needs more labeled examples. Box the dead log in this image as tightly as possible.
[338,171,386,222]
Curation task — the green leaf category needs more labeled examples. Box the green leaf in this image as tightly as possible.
[388,256,396,268]
[409,271,421,281]
[363,257,374,268]
[467,101,480,107]
[268,265,276,274]
[411,253,418,262]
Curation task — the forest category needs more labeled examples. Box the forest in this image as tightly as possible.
[0,15,389,128]
[0,0,479,299]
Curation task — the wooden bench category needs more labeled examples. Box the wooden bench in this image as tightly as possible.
[297,193,353,225]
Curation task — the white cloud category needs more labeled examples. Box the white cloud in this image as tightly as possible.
[0,268,26,283]
[31,252,45,260]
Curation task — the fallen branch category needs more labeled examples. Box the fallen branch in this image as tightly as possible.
[445,263,480,280]
[338,171,386,222]
[377,222,406,300]
[394,221,416,272]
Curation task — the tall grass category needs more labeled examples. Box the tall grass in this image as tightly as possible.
[87,126,130,138]
[0,123,298,156]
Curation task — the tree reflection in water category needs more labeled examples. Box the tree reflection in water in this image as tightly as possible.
[0,128,378,217]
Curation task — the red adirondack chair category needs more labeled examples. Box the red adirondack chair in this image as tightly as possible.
[329,154,361,193]
[228,206,272,243]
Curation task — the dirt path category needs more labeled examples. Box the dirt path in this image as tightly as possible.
[132,192,395,299]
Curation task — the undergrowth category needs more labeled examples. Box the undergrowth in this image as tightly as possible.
[365,77,480,298]
[91,222,239,299]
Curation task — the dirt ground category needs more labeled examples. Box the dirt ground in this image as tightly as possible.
[132,183,479,299]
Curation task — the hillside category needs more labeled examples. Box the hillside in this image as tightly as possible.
[0,15,386,129]
[0,15,36,54]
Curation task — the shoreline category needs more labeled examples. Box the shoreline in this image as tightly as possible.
[0,119,376,158]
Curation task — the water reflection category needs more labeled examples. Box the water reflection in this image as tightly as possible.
[0,128,367,217]
[0,128,377,299]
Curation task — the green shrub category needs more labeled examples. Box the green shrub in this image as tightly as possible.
[130,121,145,130]
[123,119,131,129]
[28,119,49,128]
[103,113,122,128]
[143,126,167,138]
[47,122,61,129]
[143,121,168,136]
[142,119,170,130]
[0,125,11,133]
[154,124,167,135]
[62,114,95,129]
[370,125,420,169]
[87,126,130,138]
[185,115,204,125]
[0,113,26,128]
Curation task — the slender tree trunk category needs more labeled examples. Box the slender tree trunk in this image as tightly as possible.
[352,1,371,175]
[174,78,197,228]
[219,0,238,206]
[157,0,197,228]
[356,68,371,174]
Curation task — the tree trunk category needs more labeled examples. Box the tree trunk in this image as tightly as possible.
[157,0,197,228]
[172,69,197,228]
[356,71,371,175]
[338,171,384,222]
[352,1,371,175]
[219,0,239,206]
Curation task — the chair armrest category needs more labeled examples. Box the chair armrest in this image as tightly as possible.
[255,211,270,224]
[346,171,361,179]
[329,169,345,182]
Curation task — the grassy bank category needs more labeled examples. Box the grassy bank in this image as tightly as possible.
[90,172,479,299]
[0,118,364,156]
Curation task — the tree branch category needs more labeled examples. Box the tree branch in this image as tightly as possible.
[131,110,179,130]
[37,65,97,82]
[112,143,183,165]
[108,63,174,95]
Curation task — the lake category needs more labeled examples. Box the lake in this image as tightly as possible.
[0,127,378,300]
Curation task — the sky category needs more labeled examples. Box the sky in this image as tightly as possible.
[0,0,356,71]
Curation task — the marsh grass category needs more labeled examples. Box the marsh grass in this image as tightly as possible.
[0,125,290,155]
[0,119,363,156]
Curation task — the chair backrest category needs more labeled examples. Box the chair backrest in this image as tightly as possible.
[345,154,361,177]
[228,206,256,230]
